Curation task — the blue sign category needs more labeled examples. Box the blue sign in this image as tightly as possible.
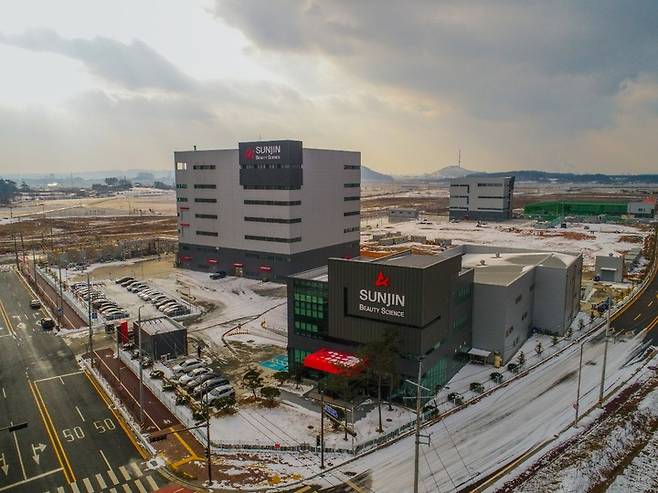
[324,404,339,420]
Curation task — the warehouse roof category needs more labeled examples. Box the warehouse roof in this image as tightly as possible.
[137,316,185,335]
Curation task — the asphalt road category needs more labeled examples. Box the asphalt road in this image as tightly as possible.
[0,268,164,493]
[612,263,658,344]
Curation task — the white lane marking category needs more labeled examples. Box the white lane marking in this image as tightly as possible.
[59,376,65,385]
[134,479,147,493]
[118,465,130,481]
[57,487,65,493]
[1,387,5,398]
[70,482,81,493]
[75,406,86,422]
[95,473,107,490]
[12,430,27,480]
[129,462,143,477]
[82,477,94,493]
[0,468,62,492]
[122,483,133,493]
[99,449,111,470]
[32,371,83,383]
[144,475,158,490]
[107,468,119,485]
[110,489,118,493]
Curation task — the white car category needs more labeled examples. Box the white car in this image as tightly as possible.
[178,367,212,385]
[203,385,235,405]
[172,358,203,376]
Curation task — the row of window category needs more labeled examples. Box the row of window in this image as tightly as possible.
[241,163,301,169]
[193,164,216,170]
[293,292,326,304]
[478,207,503,211]
[196,213,218,219]
[244,216,302,224]
[194,184,216,189]
[344,183,360,188]
[477,195,504,199]
[194,198,217,203]
[293,305,324,319]
[244,199,301,206]
[344,211,360,216]
[293,320,322,337]
[197,231,218,237]
[176,184,187,189]
[344,165,360,170]
[344,226,360,233]
[245,235,302,243]
[477,183,503,187]
[344,196,359,201]
[243,185,301,190]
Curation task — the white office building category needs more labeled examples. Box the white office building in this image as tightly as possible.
[449,176,515,221]
[174,140,361,281]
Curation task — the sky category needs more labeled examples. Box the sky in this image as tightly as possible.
[1,0,657,176]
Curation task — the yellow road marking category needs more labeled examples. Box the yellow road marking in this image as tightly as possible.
[29,380,75,483]
[170,455,202,468]
[83,370,148,459]
[170,428,200,459]
[294,486,313,493]
[0,299,16,337]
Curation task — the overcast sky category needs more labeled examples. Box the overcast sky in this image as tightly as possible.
[1,1,657,176]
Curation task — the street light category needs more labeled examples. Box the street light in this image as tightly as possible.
[137,305,145,428]
[574,340,585,425]
[599,292,612,405]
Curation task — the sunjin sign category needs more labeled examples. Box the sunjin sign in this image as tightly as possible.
[357,272,406,319]
[239,140,302,167]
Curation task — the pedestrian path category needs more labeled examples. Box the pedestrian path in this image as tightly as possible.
[46,461,162,493]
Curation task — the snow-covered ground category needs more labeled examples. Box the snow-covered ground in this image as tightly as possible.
[362,218,648,267]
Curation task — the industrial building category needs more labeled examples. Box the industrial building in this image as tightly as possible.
[288,242,582,387]
[458,245,582,363]
[595,251,624,282]
[524,201,628,220]
[627,198,656,218]
[449,176,515,221]
[288,250,473,392]
[174,140,361,280]
[388,207,419,222]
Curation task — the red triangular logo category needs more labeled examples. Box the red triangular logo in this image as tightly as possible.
[375,271,390,288]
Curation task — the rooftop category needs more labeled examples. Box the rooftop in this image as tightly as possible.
[138,316,185,335]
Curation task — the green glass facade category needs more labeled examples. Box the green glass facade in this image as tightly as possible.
[524,201,628,220]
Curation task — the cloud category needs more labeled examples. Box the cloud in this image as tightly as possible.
[0,29,193,91]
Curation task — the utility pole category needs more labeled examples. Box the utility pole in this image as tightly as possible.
[87,273,93,366]
[413,358,423,493]
[57,261,63,329]
[319,385,325,469]
[599,295,611,405]
[32,249,37,289]
[203,390,213,486]
[13,234,19,269]
[574,341,584,425]
[138,305,144,428]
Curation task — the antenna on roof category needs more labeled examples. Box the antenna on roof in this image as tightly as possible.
[458,149,461,168]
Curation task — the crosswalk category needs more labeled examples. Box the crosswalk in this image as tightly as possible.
[46,462,161,493]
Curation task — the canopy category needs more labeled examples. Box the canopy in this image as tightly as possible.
[303,348,364,375]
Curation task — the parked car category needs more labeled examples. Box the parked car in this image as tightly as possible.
[469,382,485,393]
[105,311,128,321]
[138,289,158,300]
[192,377,230,398]
[40,318,55,330]
[149,369,164,379]
[186,372,218,390]
[155,299,176,309]
[122,342,135,351]
[209,271,227,280]
[141,356,153,368]
[129,284,149,294]
[172,358,203,376]
[30,299,42,309]
[119,278,137,287]
[179,367,212,385]
[116,276,134,284]
[203,385,235,405]
[130,349,142,360]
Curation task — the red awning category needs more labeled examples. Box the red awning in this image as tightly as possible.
[233,263,244,268]
[303,348,364,376]
[180,255,192,262]
[180,223,190,227]
[208,259,218,265]
[259,266,272,272]
[179,206,190,211]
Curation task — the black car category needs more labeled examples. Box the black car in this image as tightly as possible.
[30,299,42,309]
[40,318,55,330]
[209,271,227,280]
[490,372,504,384]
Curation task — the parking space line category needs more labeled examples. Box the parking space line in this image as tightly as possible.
[98,449,111,470]
[134,479,147,493]
[70,482,81,493]
[119,465,130,481]
[129,462,142,477]
[107,468,119,485]
[82,477,94,493]
[57,487,66,493]
[33,371,83,383]
[75,406,86,422]
[144,475,158,490]
[95,473,107,490]
[28,379,74,483]
[122,484,132,493]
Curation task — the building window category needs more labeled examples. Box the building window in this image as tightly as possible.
[478,196,504,199]
[195,214,218,219]
[194,198,217,203]
[515,294,522,304]
[344,211,360,216]
[344,226,360,233]
[176,184,187,189]
[244,217,301,224]
[344,165,360,170]
[477,183,503,187]
[244,200,301,206]
[196,231,218,237]
[176,162,187,170]
[245,235,302,243]
[506,325,514,336]
[344,196,360,201]
[176,197,188,202]
[522,311,528,321]
[529,283,535,292]
[192,164,216,170]
[478,207,504,211]
[243,185,301,190]
[344,183,360,188]
[194,184,216,189]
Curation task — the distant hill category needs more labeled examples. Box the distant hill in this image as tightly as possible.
[425,165,477,179]
[362,165,394,183]
[470,170,658,184]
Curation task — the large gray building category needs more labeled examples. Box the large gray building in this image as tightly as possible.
[459,245,582,363]
[174,140,361,280]
[449,176,515,221]
[288,250,473,392]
